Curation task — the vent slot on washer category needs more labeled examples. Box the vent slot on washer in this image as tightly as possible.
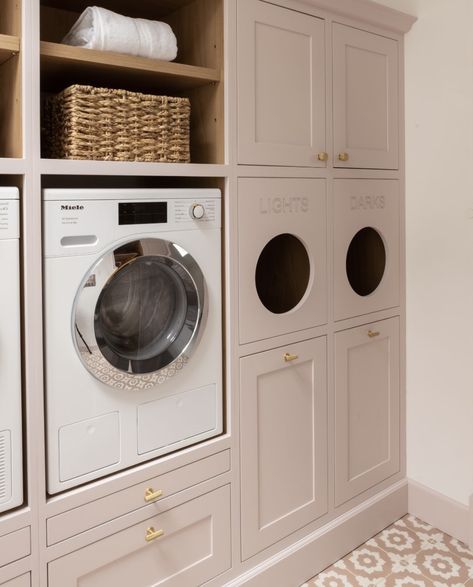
[0,431,12,504]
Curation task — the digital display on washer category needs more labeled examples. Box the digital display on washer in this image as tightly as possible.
[119,202,168,225]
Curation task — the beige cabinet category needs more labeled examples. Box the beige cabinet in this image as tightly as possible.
[48,485,231,587]
[240,337,328,559]
[335,318,400,506]
[0,575,30,587]
[237,0,326,167]
[0,573,31,587]
[333,23,399,169]
[0,527,30,569]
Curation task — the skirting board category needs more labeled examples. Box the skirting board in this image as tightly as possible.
[408,479,471,545]
[225,480,408,587]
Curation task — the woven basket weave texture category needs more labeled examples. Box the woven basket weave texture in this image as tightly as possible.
[44,84,191,163]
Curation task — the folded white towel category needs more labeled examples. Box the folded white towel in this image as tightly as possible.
[62,6,178,62]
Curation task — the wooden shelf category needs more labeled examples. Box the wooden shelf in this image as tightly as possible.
[0,34,20,66]
[40,42,220,92]
[40,159,229,177]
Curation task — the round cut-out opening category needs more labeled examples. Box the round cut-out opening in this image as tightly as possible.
[346,227,386,297]
[255,233,311,314]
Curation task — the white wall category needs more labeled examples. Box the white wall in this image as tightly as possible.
[374,0,473,506]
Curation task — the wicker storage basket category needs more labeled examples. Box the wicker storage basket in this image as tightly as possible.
[43,84,191,163]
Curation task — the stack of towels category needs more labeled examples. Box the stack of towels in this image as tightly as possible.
[62,6,178,61]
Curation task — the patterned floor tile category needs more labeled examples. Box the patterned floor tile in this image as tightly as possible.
[303,516,473,587]
[384,575,434,586]
[368,524,420,556]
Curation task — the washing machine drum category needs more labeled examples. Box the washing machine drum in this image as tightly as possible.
[73,238,206,390]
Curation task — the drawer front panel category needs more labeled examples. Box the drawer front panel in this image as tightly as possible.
[0,528,30,568]
[47,450,230,545]
[48,484,231,587]
[1,574,30,587]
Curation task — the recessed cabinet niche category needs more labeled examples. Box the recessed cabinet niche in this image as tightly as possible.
[334,318,400,506]
[240,337,328,559]
[0,0,21,158]
[39,0,224,163]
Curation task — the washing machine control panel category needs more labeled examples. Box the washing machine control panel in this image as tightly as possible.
[174,199,217,223]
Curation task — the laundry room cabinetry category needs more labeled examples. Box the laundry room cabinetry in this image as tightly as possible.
[237,0,400,169]
[39,0,224,163]
[240,337,328,559]
[334,317,400,506]
[0,0,21,158]
[47,483,231,587]
[237,0,326,167]
[0,575,30,587]
[0,527,30,569]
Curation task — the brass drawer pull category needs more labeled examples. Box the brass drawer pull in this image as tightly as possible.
[144,488,163,503]
[368,330,380,338]
[338,152,349,162]
[284,353,298,362]
[317,151,328,162]
[145,527,164,542]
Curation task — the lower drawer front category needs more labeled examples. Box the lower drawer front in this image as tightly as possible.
[0,528,30,568]
[48,484,231,587]
[1,574,30,587]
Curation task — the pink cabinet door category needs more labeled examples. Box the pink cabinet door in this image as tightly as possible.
[240,337,328,559]
[237,0,326,167]
[0,575,30,587]
[333,23,399,169]
[48,485,231,587]
[335,318,400,506]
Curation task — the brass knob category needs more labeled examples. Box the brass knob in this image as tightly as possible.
[317,152,328,162]
[338,152,349,162]
[144,488,163,503]
[145,527,164,542]
[284,353,298,362]
[368,330,380,338]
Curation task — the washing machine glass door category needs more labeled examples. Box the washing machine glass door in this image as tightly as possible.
[73,238,206,390]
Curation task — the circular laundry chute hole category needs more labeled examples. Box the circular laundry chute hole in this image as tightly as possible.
[255,233,311,314]
[346,227,386,297]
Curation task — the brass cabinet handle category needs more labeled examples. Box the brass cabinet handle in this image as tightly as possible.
[145,527,164,542]
[144,488,163,503]
[317,151,328,162]
[284,353,299,362]
[368,330,380,338]
[338,152,349,162]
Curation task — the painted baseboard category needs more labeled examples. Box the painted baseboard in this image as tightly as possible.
[408,479,470,545]
[225,480,408,587]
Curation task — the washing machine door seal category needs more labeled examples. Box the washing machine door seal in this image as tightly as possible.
[72,237,206,390]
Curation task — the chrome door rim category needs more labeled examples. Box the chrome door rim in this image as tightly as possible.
[72,237,207,391]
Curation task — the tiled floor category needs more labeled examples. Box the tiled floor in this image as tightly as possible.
[302,515,473,586]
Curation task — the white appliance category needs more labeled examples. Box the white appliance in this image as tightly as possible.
[43,189,222,494]
[0,187,23,513]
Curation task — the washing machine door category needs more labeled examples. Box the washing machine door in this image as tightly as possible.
[72,238,206,390]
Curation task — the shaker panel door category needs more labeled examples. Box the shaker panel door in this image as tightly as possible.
[238,0,326,166]
[335,318,400,506]
[333,24,399,169]
[240,337,328,559]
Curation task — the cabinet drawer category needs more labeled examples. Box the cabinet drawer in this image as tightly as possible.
[0,528,30,568]
[47,450,230,545]
[48,484,231,587]
[1,574,30,587]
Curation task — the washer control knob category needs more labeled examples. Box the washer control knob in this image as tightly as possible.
[190,203,205,220]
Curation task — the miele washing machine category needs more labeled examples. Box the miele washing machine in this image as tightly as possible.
[43,189,223,494]
[0,187,23,513]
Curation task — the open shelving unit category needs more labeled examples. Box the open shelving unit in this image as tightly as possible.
[0,0,22,158]
[40,0,224,164]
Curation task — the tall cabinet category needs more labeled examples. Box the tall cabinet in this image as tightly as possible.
[236,0,410,577]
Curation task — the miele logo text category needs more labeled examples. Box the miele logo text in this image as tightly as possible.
[260,197,309,214]
[350,195,385,211]
[61,204,84,211]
